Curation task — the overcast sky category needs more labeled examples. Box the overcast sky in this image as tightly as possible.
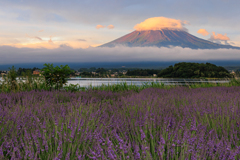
[0,0,240,64]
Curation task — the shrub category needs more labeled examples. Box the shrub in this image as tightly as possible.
[41,63,73,91]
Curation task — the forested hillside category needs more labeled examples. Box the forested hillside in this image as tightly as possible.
[157,62,231,78]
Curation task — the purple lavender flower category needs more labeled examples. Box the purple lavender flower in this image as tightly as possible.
[160,135,165,145]
[141,144,147,158]
[190,117,197,131]
[140,129,146,141]
[65,152,70,160]
[134,144,141,159]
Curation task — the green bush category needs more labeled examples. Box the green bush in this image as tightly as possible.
[41,63,73,91]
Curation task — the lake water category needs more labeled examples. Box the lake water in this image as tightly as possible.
[66,78,230,87]
[0,77,230,87]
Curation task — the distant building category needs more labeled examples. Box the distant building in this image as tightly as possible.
[75,72,80,76]
[153,74,157,77]
[33,70,41,75]
[111,74,115,77]
[122,71,127,75]
[2,71,7,73]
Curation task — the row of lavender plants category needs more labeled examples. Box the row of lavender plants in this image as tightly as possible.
[1,86,240,159]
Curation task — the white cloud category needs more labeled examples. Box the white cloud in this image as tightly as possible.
[77,39,86,41]
[107,25,115,29]
[0,45,240,64]
[26,34,43,41]
[209,32,230,41]
[96,25,105,29]
[197,29,209,36]
[134,17,188,31]
[48,36,53,43]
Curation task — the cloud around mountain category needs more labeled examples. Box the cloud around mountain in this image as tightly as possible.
[197,28,231,45]
[1,45,240,65]
[197,29,209,36]
[133,17,189,31]
[209,32,230,41]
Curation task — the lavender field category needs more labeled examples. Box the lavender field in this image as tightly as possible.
[1,86,240,159]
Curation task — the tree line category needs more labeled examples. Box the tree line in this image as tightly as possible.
[1,62,235,79]
[126,69,162,76]
[0,67,40,76]
[157,62,232,78]
[17,67,40,76]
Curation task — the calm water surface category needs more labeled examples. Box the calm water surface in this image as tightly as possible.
[0,77,230,87]
[66,78,230,87]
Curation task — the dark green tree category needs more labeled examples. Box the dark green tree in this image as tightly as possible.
[41,63,73,91]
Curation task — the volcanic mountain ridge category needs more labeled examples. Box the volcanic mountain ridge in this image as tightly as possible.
[100,29,240,49]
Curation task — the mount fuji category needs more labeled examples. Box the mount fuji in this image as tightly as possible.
[100,29,240,49]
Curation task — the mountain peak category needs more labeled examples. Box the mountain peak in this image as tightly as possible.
[99,29,240,49]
